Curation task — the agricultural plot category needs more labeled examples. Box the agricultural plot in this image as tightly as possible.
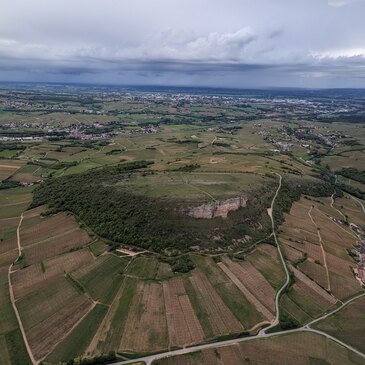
[72,254,128,304]
[153,331,365,365]
[119,281,168,354]
[0,160,24,181]
[297,260,329,290]
[219,257,276,317]
[0,187,33,219]
[245,243,286,290]
[11,249,93,300]
[15,275,93,361]
[23,228,91,264]
[20,213,81,247]
[279,197,362,312]
[45,303,108,364]
[125,256,159,280]
[191,255,265,330]
[334,195,365,227]
[85,276,139,356]
[285,279,335,319]
[88,239,109,256]
[10,164,41,184]
[163,278,204,348]
[185,269,245,339]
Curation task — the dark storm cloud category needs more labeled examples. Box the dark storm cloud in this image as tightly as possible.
[1,0,365,87]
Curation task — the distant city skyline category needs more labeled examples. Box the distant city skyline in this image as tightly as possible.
[1,0,365,88]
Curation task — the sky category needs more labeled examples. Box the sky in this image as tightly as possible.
[1,0,365,88]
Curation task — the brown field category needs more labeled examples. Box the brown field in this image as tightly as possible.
[290,265,337,305]
[282,243,303,262]
[23,228,91,264]
[220,257,276,313]
[279,197,361,303]
[311,207,356,260]
[163,278,204,348]
[0,248,17,268]
[188,269,244,338]
[0,162,23,181]
[119,281,168,353]
[280,200,319,245]
[16,276,93,360]
[10,164,41,183]
[280,237,323,263]
[0,216,21,232]
[12,249,94,300]
[191,254,266,330]
[289,280,334,318]
[328,269,362,301]
[20,213,80,247]
[245,244,285,290]
[298,260,329,289]
[218,261,274,321]
[0,236,17,256]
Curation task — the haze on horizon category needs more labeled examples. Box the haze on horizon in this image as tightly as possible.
[1,0,365,89]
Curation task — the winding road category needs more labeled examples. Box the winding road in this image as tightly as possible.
[259,173,291,333]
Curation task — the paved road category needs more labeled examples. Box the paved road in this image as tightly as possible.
[259,173,289,334]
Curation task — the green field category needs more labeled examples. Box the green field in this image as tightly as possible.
[73,255,129,304]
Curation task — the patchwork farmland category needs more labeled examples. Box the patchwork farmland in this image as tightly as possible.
[0,86,365,365]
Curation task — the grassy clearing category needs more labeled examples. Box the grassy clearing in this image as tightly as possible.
[117,171,268,202]
[125,257,159,280]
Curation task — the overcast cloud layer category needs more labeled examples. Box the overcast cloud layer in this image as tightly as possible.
[1,0,365,88]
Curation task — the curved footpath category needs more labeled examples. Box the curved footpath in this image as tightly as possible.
[113,173,365,365]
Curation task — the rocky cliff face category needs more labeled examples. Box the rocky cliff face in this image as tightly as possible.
[185,196,248,219]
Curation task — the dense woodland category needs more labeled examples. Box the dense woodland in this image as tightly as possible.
[31,160,334,255]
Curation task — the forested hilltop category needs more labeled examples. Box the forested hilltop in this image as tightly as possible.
[31,160,334,255]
